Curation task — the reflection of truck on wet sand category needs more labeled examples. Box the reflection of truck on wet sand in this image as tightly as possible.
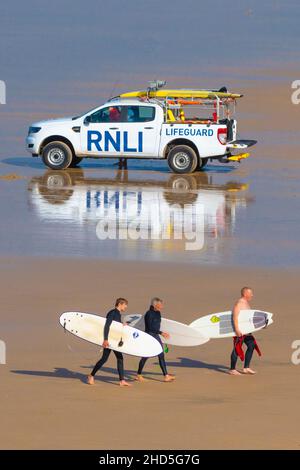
[28,170,251,251]
[26,81,256,173]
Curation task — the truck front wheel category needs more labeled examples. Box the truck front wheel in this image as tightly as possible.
[167,145,198,174]
[42,141,73,170]
[69,156,83,167]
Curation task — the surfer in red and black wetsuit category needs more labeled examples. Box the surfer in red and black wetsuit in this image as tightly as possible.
[229,287,257,375]
[87,298,131,387]
[135,298,175,383]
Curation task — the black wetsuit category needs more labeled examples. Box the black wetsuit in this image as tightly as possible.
[91,308,124,381]
[230,334,255,370]
[137,306,168,376]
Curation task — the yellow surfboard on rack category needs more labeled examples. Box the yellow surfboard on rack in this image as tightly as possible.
[119,89,243,100]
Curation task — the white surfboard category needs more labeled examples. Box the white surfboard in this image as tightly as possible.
[189,310,273,339]
[60,312,163,357]
[124,314,209,346]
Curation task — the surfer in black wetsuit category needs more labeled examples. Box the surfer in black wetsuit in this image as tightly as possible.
[87,298,131,387]
[135,298,175,383]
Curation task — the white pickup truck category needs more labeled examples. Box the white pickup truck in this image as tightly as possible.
[26,85,256,173]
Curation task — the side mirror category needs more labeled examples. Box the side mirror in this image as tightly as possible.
[84,116,91,126]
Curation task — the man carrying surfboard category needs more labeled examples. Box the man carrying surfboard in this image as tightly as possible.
[135,298,175,383]
[87,298,131,387]
[230,287,257,376]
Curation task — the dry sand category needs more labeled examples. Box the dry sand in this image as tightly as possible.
[0,257,299,449]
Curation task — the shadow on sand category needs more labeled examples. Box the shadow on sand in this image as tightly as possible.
[11,367,121,386]
[1,156,236,174]
[11,358,228,386]
[164,357,228,374]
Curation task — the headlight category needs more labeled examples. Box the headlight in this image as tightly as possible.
[28,126,41,135]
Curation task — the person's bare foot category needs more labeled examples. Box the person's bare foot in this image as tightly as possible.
[135,375,148,382]
[229,369,242,376]
[243,368,256,375]
[87,375,95,385]
[164,374,175,382]
[120,380,132,387]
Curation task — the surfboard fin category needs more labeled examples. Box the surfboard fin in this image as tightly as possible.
[164,344,169,353]
[118,338,124,347]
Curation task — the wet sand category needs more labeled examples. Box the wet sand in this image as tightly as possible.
[0,257,299,449]
[2,68,300,267]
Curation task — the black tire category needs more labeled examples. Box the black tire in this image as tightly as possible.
[196,157,208,171]
[69,156,83,167]
[167,145,198,174]
[42,141,73,170]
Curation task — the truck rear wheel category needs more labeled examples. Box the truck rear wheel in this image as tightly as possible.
[167,145,198,174]
[196,157,208,171]
[42,141,73,170]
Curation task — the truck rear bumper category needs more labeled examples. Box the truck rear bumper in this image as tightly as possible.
[227,139,257,149]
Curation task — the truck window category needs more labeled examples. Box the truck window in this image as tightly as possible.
[89,106,123,123]
[88,105,155,123]
[126,106,155,122]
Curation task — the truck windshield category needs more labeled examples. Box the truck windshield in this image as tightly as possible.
[71,105,103,121]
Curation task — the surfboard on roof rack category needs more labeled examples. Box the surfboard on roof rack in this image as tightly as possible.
[117,80,243,100]
[118,89,243,100]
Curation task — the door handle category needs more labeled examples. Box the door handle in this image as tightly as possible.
[145,127,154,129]
[109,127,119,130]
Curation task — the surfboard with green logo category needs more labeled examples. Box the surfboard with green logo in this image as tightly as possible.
[190,310,273,339]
